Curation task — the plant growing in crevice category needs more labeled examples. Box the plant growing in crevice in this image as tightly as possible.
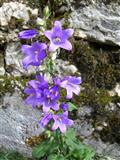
[19,6,95,160]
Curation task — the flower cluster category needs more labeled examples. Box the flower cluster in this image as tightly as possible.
[19,20,81,133]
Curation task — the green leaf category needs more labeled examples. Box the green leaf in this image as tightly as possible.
[48,154,65,160]
[68,102,77,111]
[43,6,50,19]
[32,137,59,159]
[32,141,48,158]
[64,129,95,160]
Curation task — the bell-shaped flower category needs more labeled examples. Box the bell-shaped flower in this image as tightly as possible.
[18,29,38,39]
[60,103,69,111]
[60,76,82,99]
[41,86,60,113]
[52,111,73,133]
[39,112,53,127]
[24,75,48,108]
[21,42,47,69]
[44,21,74,52]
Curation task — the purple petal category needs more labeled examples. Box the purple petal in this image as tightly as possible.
[63,111,68,117]
[69,76,82,84]
[63,29,74,39]
[66,89,73,99]
[54,21,62,28]
[52,121,59,130]
[62,118,73,126]
[59,40,72,51]
[72,85,80,95]
[53,25,62,37]
[28,80,38,89]
[42,101,50,113]
[40,43,47,50]
[49,42,59,52]
[24,88,35,94]
[44,30,53,40]
[39,113,52,127]
[60,103,68,111]
[59,123,66,133]
[18,29,38,39]
[25,95,37,108]
[38,50,46,61]
[51,102,59,111]
[21,45,31,55]
[22,55,34,69]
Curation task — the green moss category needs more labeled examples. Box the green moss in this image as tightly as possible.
[0,75,30,96]
[69,40,119,89]
[0,149,30,160]
[60,39,119,108]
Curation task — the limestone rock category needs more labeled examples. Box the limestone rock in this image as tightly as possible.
[0,53,5,75]
[68,1,120,46]
[0,91,43,157]
[0,2,38,26]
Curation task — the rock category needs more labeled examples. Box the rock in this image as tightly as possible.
[108,83,120,97]
[77,105,93,117]
[0,2,38,44]
[0,91,43,157]
[0,2,38,27]
[5,42,24,76]
[68,1,120,46]
[75,119,94,137]
[0,53,5,75]
[104,143,120,159]
[84,137,107,154]
[0,30,19,44]
[54,59,78,77]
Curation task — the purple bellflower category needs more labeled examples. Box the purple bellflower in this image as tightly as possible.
[44,21,74,52]
[24,75,60,112]
[18,29,38,39]
[60,103,69,111]
[21,42,47,69]
[39,112,53,127]
[52,111,73,133]
[60,76,82,99]
[24,75,48,108]
[42,86,60,113]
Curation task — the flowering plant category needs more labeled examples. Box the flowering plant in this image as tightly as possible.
[19,7,95,160]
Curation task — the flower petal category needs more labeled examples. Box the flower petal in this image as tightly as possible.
[59,123,66,133]
[63,29,74,39]
[38,50,46,61]
[66,88,73,99]
[52,121,59,130]
[59,40,72,51]
[22,55,34,69]
[21,45,31,55]
[49,42,59,52]
[18,29,38,39]
[44,30,53,40]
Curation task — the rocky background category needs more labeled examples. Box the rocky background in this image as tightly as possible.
[0,0,120,159]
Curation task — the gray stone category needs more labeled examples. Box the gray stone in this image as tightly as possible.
[84,137,107,154]
[0,53,5,75]
[0,2,38,26]
[109,83,120,97]
[75,119,94,137]
[0,91,43,157]
[77,105,93,117]
[54,59,78,77]
[68,2,120,46]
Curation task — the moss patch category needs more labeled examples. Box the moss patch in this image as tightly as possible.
[0,75,30,96]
